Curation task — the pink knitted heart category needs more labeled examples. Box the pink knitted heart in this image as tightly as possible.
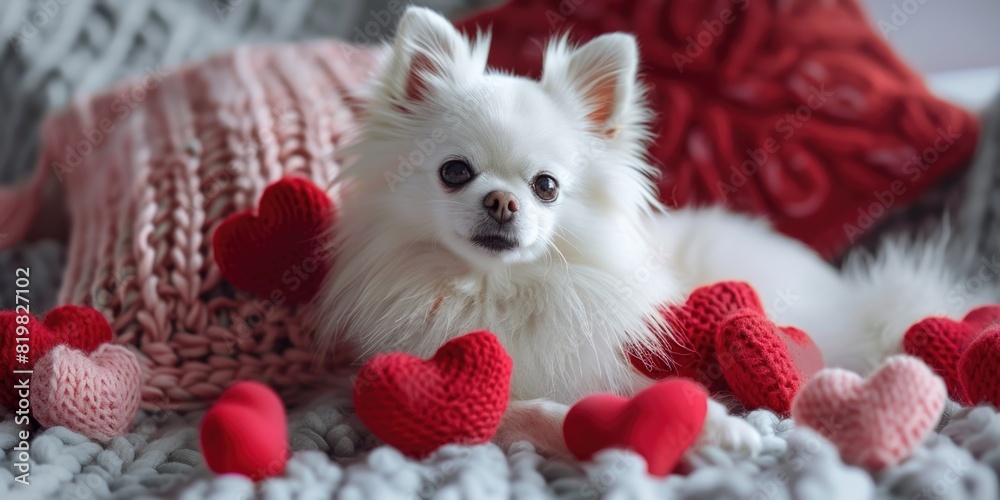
[791,355,945,470]
[31,344,142,441]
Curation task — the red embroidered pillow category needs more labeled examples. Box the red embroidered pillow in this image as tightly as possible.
[457,0,979,256]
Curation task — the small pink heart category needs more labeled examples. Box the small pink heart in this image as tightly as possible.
[791,355,945,470]
[31,344,142,441]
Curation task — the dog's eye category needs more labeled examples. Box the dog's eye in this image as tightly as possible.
[532,174,559,202]
[440,160,474,187]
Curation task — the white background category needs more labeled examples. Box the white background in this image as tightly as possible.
[861,0,1000,109]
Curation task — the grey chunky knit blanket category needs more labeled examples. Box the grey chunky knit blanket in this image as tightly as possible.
[4,374,1000,499]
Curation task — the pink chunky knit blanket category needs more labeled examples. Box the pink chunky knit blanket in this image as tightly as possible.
[1,41,381,410]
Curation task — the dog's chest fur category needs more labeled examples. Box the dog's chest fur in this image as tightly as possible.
[322,242,674,404]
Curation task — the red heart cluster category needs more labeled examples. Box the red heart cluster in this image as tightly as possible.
[353,331,513,458]
[903,306,1000,406]
[212,177,336,305]
[0,305,112,407]
[629,281,823,414]
[563,379,708,476]
[200,381,289,481]
[457,0,979,257]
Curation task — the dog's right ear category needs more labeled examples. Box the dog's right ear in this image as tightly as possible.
[380,7,478,104]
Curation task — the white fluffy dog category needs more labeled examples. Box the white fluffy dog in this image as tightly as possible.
[312,7,983,456]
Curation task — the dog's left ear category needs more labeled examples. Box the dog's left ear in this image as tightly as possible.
[542,34,639,137]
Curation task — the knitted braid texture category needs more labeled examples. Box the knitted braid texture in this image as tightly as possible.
[32,41,381,410]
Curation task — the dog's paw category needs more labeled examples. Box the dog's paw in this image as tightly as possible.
[694,399,762,457]
[495,399,572,459]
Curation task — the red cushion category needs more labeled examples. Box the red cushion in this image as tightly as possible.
[456,0,979,257]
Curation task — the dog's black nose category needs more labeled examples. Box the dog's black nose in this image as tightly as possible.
[484,191,519,224]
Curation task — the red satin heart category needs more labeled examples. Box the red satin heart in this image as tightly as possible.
[353,331,513,458]
[212,177,336,305]
[0,305,112,407]
[200,381,289,481]
[563,379,708,476]
[903,305,1000,404]
[717,309,823,414]
[959,325,1000,408]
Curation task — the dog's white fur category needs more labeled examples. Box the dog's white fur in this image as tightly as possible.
[312,7,987,457]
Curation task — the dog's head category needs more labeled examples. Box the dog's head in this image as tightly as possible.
[341,7,659,270]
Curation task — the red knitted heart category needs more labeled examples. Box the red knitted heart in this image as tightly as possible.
[903,306,1000,404]
[212,177,336,305]
[959,326,1000,408]
[353,331,513,458]
[0,305,112,407]
[717,309,823,414]
[629,281,823,413]
[630,281,763,394]
[200,381,289,481]
[792,355,946,470]
[457,0,979,257]
[562,379,708,476]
